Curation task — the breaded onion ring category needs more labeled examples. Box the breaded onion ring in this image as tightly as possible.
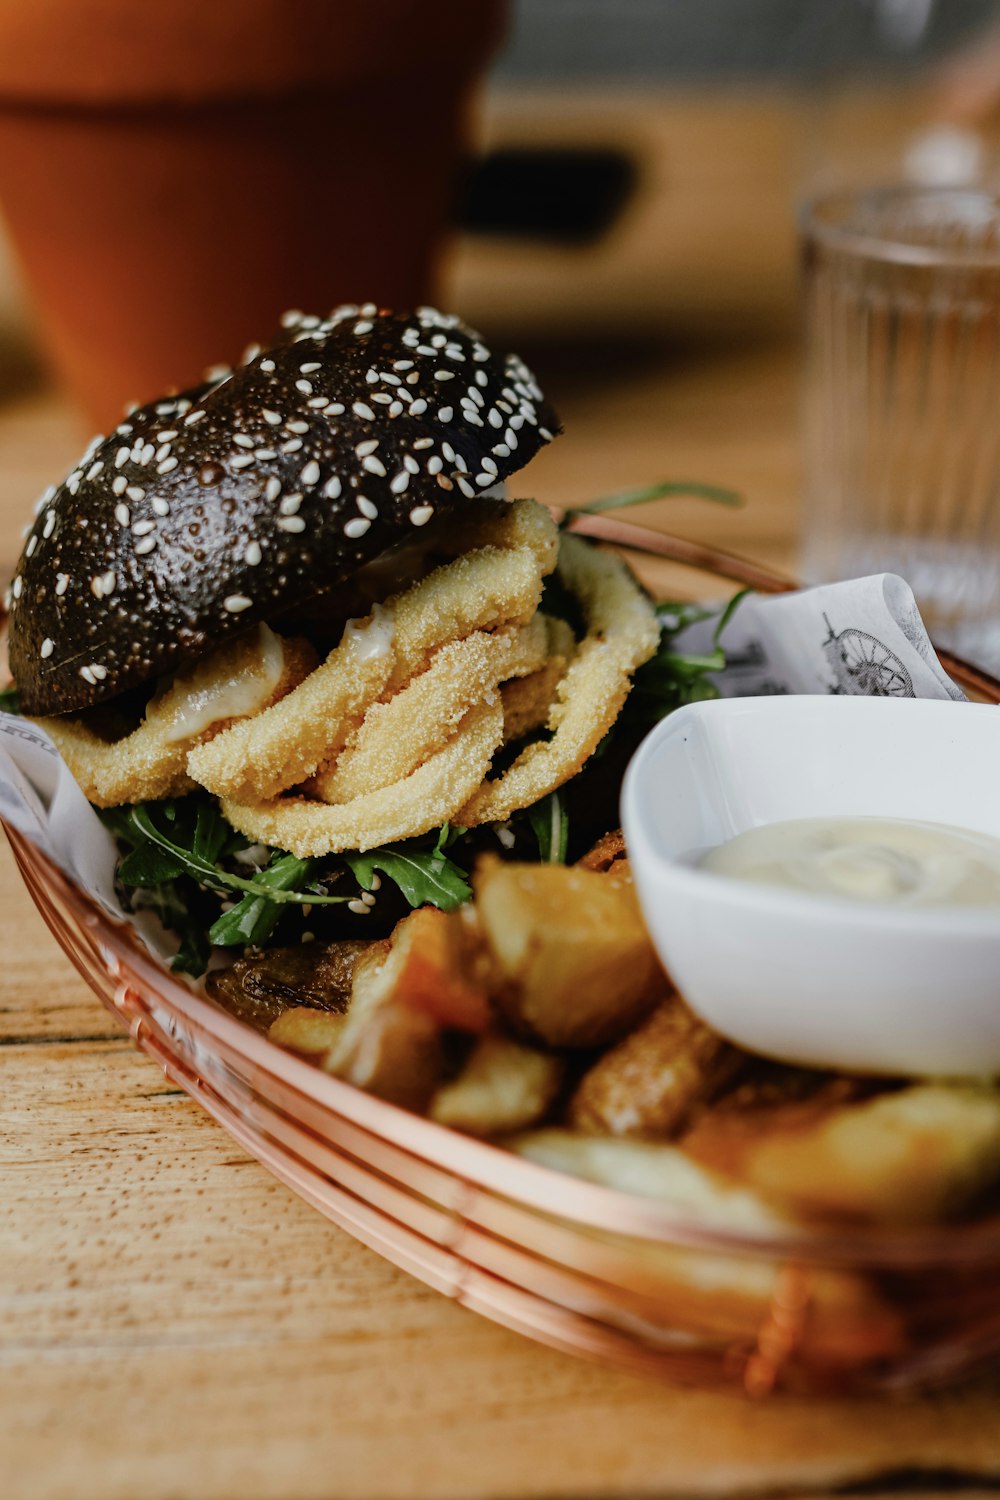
[426,494,559,576]
[187,612,397,805]
[40,627,316,808]
[501,615,576,744]
[221,699,504,857]
[310,615,549,804]
[384,543,546,689]
[457,535,659,826]
[188,503,557,804]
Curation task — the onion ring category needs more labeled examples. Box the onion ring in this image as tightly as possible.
[188,505,557,803]
[457,535,659,826]
[40,627,315,808]
[385,543,547,691]
[187,613,397,805]
[220,699,504,857]
[427,495,559,576]
[501,616,576,744]
[310,616,549,804]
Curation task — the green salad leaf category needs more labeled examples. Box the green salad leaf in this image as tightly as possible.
[100,797,356,972]
[209,853,320,948]
[345,824,472,912]
[528,790,569,864]
[124,802,349,910]
[623,589,751,729]
[562,479,741,527]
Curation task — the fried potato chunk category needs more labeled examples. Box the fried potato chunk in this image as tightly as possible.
[576,828,627,873]
[368,907,491,1032]
[510,1128,905,1368]
[430,1033,564,1136]
[510,1129,789,1232]
[268,1007,347,1057]
[323,941,445,1111]
[323,908,493,1108]
[683,1081,1000,1224]
[569,998,740,1139]
[473,857,666,1047]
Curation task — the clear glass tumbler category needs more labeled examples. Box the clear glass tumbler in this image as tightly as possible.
[801,187,1000,665]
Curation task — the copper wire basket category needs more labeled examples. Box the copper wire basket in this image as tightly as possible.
[8,518,1000,1398]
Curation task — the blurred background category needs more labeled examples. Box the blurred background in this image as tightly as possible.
[3,0,1000,581]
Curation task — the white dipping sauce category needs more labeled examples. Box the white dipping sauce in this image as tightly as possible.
[700,816,1000,908]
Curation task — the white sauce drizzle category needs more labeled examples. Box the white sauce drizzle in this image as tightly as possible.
[162,624,285,743]
[343,602,395,661]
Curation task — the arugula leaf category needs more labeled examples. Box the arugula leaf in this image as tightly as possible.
[528,791,569,864]
[192,798,236,865]
[563,480,741,527]
[117,841,188,886]
[622,590,751,730]
[437,822,467,851]
[97,805,136,843]
[105,796,360,968]
[209,853,317,948]
[345,841,471,912]
[124,876,212,979]
[710,587,753,648]
[125,803,347,909]
[172,924,213,979]
[652,600,723,635]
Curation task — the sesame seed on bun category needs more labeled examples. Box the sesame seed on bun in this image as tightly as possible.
[8,305,560,717]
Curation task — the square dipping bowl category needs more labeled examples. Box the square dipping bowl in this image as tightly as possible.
[621,695,1000,1077]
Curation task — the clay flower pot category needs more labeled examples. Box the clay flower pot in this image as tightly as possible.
[0,1,507,430]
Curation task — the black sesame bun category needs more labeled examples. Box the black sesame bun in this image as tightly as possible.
[9,305,560,716]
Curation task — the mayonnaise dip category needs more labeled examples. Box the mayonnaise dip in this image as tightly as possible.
[700,816,1000,908]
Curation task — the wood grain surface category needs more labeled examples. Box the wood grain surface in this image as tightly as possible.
[2,90,999,1500]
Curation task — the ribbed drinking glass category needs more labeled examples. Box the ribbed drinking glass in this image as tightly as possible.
[801,187,1000,665]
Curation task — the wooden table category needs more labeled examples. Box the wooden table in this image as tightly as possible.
[2,90,999,1500]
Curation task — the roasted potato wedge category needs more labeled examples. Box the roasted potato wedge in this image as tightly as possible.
[510,1128,789,1232]
[430,1032,563,1136]
[373,906,491,1032]
[684,1082,1000,1224]
[473,856,666,1047]
[323,940,444,1111]
[569,997,740,1138]
[268,1006,347,1057]
[576,827,626,873]
[508,1130,904,1368]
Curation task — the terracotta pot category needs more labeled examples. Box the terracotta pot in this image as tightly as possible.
[0,2,507,430]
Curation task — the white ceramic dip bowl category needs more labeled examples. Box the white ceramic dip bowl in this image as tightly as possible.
[621,696,1000,1077]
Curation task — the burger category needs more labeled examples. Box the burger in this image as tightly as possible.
[6,304,679,975]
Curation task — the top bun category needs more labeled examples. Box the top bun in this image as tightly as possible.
[8,305,559,716]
